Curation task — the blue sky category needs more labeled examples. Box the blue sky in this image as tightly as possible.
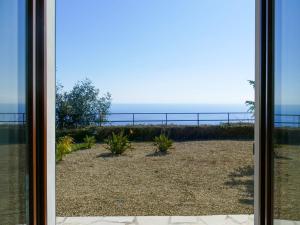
[0,0,26,107]
[57,0,255,104]
[274,0,300,107]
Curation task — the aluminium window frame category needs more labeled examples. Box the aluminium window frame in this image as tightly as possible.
[27,0,277,224]
[27,0,55,224]
[255,0,274,225]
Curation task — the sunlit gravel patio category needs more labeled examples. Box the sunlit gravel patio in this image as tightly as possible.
[56,140,254,216]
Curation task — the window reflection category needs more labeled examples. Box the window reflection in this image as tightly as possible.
[273,0,300,221]
[0,1,29,224]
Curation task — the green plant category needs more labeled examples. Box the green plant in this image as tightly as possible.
[245,80,255,114]
[104,131,132,155]
[56,135,74,161]
[83,135,96,149]
[154,134,173,153]
[72,143,88,151]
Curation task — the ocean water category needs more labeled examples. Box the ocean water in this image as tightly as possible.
[0,104,26,124]
[274,105,300,127]
[1,103,299,126]
[110,103,248,113]
[0,103,25,113]
[107,104,300,126]
[107,103,251,126]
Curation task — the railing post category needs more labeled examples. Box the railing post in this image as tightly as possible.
[133,113,135,126]
[165,113,168,126]
[227,113,230,125]
[23,113,25,125]
[197,113,199,127]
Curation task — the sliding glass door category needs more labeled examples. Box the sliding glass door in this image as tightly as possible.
[273,0,300,222]
[0,0,30,224]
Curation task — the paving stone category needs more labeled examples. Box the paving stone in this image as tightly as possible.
[57,217,67,224]
[228,215,249,224]
[169,223,199,225]
[170,216,198,224]
[198,215,227,225]
[136,216,169,225]
[91,222,127,225]
[274,220,300,225]
[102,216,135,223]
[62,223,82,225]
[246,215,254,225]
[59,215,256,225]
[223,217,243,225]
[193,221,208,225]
[65,217,103,225]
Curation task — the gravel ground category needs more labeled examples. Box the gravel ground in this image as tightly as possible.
[274,145,300,220]
[56,140,254,216]
[0,144,27,225]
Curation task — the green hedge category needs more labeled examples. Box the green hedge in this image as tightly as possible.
[56,125,254,143]
[275,127,300,145]
[0,125,26,145]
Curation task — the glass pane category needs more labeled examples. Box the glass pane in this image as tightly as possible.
[0,1,29,224]
[56,0,255,219]
[273,0,300,222]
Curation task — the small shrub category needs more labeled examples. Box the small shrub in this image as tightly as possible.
[83,135,96,149]
[56,135,74,162]
[154,134,173,153]
[72,143,88,151]
[104,131,132,155]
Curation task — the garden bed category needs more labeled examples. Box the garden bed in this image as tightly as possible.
[56,140,254,216]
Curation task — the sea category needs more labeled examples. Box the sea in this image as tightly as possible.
[0,103,299,126]
[108,103,251,126]
[110,104,300,126]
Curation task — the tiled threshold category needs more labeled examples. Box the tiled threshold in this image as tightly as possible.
[57,215,254,225]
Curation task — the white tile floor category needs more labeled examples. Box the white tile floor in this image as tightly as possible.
[57,215,254,225]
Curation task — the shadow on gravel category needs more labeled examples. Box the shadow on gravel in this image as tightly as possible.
[96,152,115,158]
[225,165,254,206]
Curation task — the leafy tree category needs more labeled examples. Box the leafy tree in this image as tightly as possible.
[56,82,73,128]
[56,78,112,128]
[245,80,255,114]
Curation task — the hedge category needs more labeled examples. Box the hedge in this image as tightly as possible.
[0,125,26,145]
[274,127,300,145]
[56,124,254,143]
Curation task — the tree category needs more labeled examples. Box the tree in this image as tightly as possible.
[56,82,73,128]
[245,80,255,114]
[56,78,112,128]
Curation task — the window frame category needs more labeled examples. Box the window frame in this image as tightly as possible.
[27,0,55,224]
[28,0,279,224]
[255,0,274,225]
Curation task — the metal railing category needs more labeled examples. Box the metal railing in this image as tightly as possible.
[100,112,254,126]
[0,113,26,124]
[1,112,300,127]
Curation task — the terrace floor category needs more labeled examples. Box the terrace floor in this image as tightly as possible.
[57,215,254,225]
[57,216,300,225]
